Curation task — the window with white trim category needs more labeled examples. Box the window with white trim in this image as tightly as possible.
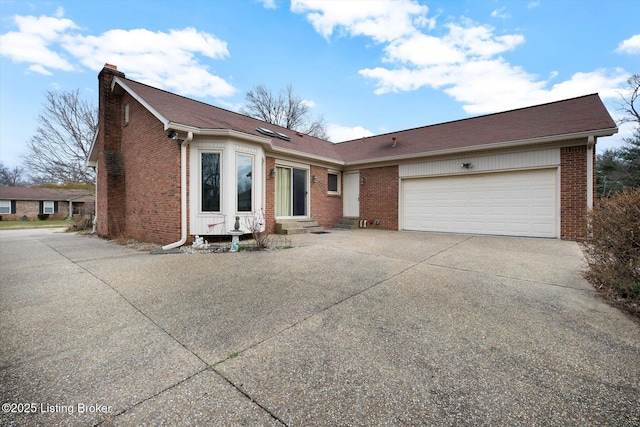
[327,171,340,195]
[43,201,55,214]
[236,154,253,212]
[0,200,11,214]
[201,152,221,212]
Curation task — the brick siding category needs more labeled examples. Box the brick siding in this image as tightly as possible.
[560,145,588,240]
[120,92,182,244]
[1,200,69,220]
[264,157,276,234]
[310,165,343,228]
[359,165,399,230]
[97,66,182,244]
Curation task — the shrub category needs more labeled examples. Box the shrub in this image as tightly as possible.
[583,188,640,316]
[37,214,50,220]
[67,218,93,233]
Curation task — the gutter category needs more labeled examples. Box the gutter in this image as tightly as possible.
[162,131,193,251]
[343,128,618,167]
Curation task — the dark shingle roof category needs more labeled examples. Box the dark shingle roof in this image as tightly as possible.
[0,187,94,201]
[333,94,617,163]
[119,78,342,161]
[116,76,616,165]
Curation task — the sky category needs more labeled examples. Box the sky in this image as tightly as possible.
[1,0,639,169]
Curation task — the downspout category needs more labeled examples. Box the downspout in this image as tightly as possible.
[163,131,193,250]
[586,135,595,209]
[92,166,98,234]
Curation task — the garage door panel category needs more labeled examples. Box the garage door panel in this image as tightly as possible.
[402,169,557,238]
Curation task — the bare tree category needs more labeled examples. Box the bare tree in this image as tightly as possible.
[0,161,27,186]
[241,84,329,139]
[22,89,97,185]
[617,74,639,125]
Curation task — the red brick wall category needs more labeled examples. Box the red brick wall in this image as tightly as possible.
[310,165,343,228]
[561,145,588,240]
[359,165,399,230]
[96,66,125,239]
[264,156,276,234]
[2,201,69,220]
[120,92,182,245]
[96,65,182,245]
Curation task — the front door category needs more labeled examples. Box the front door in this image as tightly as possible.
[276,166,308,217]
[343,172,360,217]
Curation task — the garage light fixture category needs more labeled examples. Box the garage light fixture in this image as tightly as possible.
[461,162,472,169]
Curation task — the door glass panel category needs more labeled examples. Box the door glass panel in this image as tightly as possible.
[276,167,291,217]
[293,168,307,216]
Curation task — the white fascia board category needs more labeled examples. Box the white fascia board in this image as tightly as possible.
[344,128,618,167]
[112,77,170,128]
[86,129,99,167]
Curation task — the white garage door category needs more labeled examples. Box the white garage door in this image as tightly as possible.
[402,169,557,238]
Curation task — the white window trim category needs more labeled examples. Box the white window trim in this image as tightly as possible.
[0,200,11,214]
[43,201,55,214]
[236,153,254,213]
[327,170,341,195]
[200,150,223,214]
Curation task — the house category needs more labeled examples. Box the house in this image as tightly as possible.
[0,186,95,220]
[87,64,617,248]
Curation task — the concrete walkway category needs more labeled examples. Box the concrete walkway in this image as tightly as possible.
[1,228,638,426]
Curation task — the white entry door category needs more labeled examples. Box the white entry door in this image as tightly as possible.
[343,172,360,217]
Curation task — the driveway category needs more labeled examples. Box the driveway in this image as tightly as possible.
[1,228,638,426]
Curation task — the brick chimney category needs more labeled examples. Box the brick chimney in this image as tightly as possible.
[96,64,126,239]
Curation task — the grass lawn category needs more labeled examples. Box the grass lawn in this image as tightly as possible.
[0,220,73,230]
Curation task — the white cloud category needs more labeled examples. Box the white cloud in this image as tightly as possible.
[616,34,640,54]
[0,12,236,98]
[301,99,316,108]
[527,1,540,9]
[326,124,374,142]
[491,7,510,19]
[258,0,278,9]
[293,1,628,115]
[27,64,53,75]
[290,0,428,43]
[0,14,78,72]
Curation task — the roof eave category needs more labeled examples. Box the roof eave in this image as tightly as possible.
[113,77,170,128]
[166,124,345,166]
[86,129,99,168]
[344,127,618,166]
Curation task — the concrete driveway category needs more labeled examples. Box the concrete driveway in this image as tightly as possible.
[1,228,638,426]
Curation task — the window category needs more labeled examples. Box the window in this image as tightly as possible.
[43,201,55,214]
[237,154,253,212]
[124,103,130,123]
[201,152,221,212]
[0,200,12,214]
[327,171,340,194]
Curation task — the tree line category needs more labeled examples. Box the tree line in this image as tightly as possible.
[2,77,639,195]
[1,84,327,188]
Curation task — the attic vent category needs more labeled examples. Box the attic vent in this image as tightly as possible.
[256,127,291,141]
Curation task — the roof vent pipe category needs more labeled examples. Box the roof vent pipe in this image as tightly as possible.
[392,137,397,148]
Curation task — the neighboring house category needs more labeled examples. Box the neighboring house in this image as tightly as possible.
[87,64,617,248]
[0,187,95,221]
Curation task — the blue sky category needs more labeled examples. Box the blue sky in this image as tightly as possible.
[1,0,638,169]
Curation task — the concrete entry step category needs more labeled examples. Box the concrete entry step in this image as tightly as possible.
[333,217,360,229]
[275,219,324,235]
